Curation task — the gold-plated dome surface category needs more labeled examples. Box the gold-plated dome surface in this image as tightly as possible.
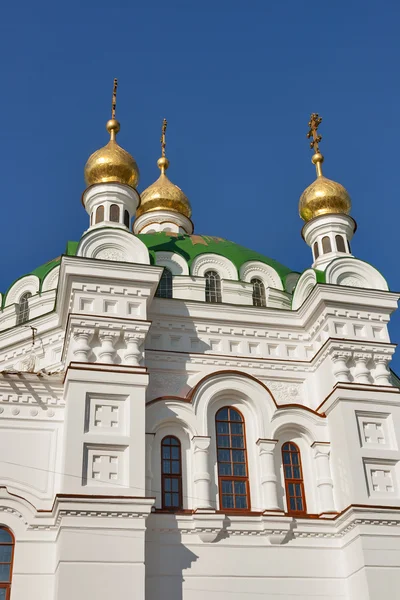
[299,114,351,222]
[137,171,191,218]
[137,118,191,218]
[84,79,139,189]
[299,174,351,222]
[84,138,140,188]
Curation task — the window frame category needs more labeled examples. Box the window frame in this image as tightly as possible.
[205,270,222,303]
[215,406,250,511]
[109,203,120,223]
[281,442,307,515]
[161,435,183,510]
[16,292,32,325]
[0,527,14,600]
[95,205,104,224]
[250,277,266,307]
[155,267,173,299]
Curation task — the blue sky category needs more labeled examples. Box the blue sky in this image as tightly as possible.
[1,0,400,370]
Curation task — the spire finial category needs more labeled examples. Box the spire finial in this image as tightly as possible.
[161,118,167,157]
[157,118,170,174]
[106,78,120,141]
[307,113,324,177]
[112,78,118,120]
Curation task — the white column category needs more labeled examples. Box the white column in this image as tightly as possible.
[374,354,391,385]
[331,350,351,382]
[354,352,372,384]
[124,333,143,366]
[98,329,119,364]
[145,433,155,498]
[72,328,93,362]
[192,436,212,510]
[311,442,336,514]
[256,439,281,511]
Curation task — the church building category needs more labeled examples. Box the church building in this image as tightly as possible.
[0,82,399,600]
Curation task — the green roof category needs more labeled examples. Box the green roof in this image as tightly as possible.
[1,232,293,304]
[137,232,292,282]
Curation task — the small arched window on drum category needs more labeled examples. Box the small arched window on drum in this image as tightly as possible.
[95,205,104,224]
[335,235,346,253]
[321,236,332,254]
[124,210,130,228]
[109,204,120,222]
[313,241,319,260]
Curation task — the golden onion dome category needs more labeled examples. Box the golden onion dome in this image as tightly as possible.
[84,119,140,188]
[84,79,139,189]
[299,113,351,222]
[299,152,351,222]
[137,119,191,218]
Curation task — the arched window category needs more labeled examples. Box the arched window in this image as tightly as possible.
[322,236,332,254]
[0,528,14,599]
[110,204,120,222]
[335,235,346,253]
[282,442,306,514]
[124,210,130,228]
[155,268,173,298]
[17,292,32,325]
[313,241,319,260]
[161,436,182,509]
[95,205,104,224]
[251,278,266,307]
[216,407,249,510]
[205,270,222,303]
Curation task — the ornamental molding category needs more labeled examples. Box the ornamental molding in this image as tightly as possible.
[133,210,193,235]
[42,266,60,292]
[191,254,238,280]
[265,380,303,404]
[240,261,283,290]
[154,251,189,276]
[5,275,40,307]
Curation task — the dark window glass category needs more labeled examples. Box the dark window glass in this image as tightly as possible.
[251,278,266,307]
[161,436,182,509]
[95,205,104,224]
[0,528,14,599]
[124,210,130,228]
[216,407,249,510]
[335,235,346,253]
[17,292,32,325]
[110,204,120,222]
[155,268,173,299]
[282,442,306,515]
[313,241,319,260]
[205,270,222,303]
[322,236,332,254]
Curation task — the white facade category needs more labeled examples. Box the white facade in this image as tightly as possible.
[0,171,399,600]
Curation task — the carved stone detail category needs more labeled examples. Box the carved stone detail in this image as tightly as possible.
[98,330,119,364]
[72,328,93,362]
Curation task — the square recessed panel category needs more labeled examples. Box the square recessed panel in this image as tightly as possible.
[356,411,395,450]
[363,459,398,499]
[85,394,128,435]
[83,444,127,487]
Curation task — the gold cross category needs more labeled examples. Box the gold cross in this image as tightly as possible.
[307,113,322,153]
[161,118,167,157]
[111,78,118,120]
